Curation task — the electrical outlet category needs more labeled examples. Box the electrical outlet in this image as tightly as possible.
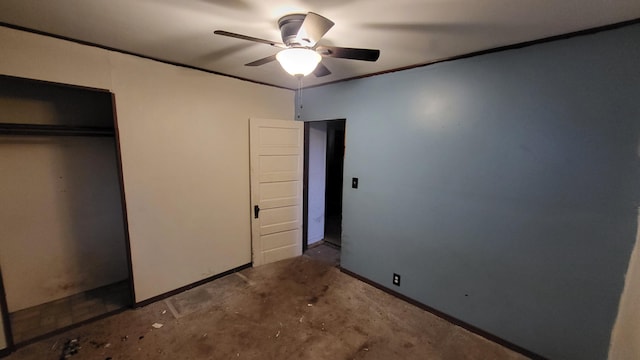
[393,273,401,286]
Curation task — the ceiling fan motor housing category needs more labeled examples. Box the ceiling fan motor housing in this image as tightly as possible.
[278,14,307,47]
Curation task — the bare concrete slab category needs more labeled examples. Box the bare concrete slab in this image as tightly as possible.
[3,250,528,360]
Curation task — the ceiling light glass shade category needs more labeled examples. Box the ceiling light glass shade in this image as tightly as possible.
[276,48,321,76]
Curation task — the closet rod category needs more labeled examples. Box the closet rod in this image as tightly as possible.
[0,123,115,137]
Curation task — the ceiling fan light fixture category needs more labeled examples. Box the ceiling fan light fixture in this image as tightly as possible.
[276,48,321,76]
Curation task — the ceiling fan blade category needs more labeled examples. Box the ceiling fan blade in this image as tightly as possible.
[214,30,285,48]
[245,54,277,67]
[316,46,380,62]
[313,62,331,77]
[296,12,335,47]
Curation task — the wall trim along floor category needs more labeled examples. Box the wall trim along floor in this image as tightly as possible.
[134,263,252,308]
[340,267,548,360]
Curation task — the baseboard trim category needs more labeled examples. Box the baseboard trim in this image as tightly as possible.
[340,267,547,360]
[0,347,12,358]
[134,263,252,308]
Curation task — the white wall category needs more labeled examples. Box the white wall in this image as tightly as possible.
[609,214,640,359]
[307,122,326,244]
[0,26,294,302]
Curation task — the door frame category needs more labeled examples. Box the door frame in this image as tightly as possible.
[302,118,346,253]
[0,266,14,355]
[111,94,137,307]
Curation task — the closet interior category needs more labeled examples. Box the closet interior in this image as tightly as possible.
[0,75,132,345]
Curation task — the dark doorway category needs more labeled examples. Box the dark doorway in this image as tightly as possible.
[323,120,345,247]
[303,119,346,253]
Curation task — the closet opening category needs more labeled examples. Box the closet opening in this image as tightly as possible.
[0,75,133,346]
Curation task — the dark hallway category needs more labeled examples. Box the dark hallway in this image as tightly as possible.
[323,120,345,247]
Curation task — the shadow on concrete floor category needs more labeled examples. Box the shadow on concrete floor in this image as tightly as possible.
[304,242,340,267]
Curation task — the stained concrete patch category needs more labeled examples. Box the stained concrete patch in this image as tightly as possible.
[164,273,247,319]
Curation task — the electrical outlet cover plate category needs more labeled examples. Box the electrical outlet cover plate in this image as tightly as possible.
[393,273,401,286]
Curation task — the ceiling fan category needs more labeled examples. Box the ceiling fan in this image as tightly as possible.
[214,12,380,77]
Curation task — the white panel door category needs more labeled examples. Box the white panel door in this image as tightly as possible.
[249,118,303,266]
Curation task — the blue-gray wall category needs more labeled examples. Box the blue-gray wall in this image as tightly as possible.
[300,24,640,360]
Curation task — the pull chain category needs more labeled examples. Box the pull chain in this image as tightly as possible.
[296,75,303,120]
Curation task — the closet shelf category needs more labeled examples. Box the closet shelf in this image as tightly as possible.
[0,123,115,137]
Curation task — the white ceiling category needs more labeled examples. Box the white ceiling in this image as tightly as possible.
[1,0,639,89]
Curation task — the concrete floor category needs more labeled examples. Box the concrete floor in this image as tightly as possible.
[3,245,528,360]
[10,281,130,344]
